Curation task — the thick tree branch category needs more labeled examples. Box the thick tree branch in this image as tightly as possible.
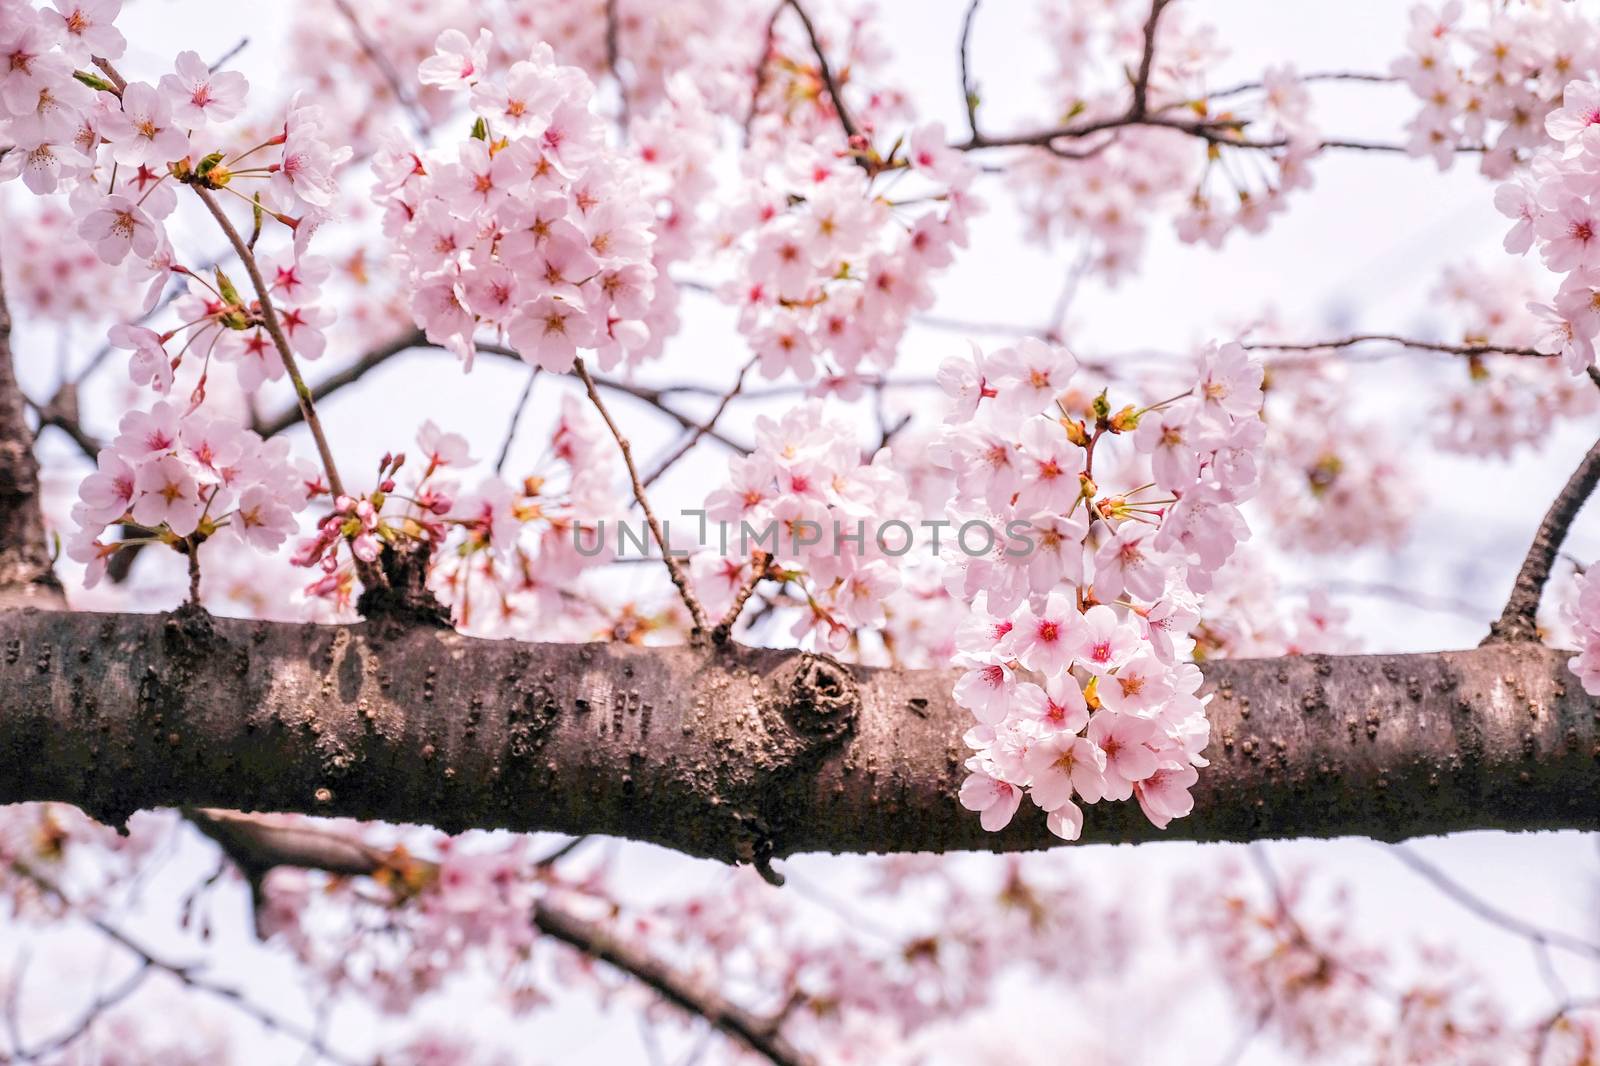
[0,246,64,609]
[1485,433,1600,644]
[1,609,1596,859]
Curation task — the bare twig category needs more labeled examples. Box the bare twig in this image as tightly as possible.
[192,812,805,1066]
[207,37,250,72]
[495,367,540,475]
[329,0,428,134]
[711,551,771,645]
[572,357,708,633]
[642,356,757,488]
[534,902,814,1066]
[1386,844,1600,959]
[1130,0,1173,118]
[10,963,151,1063]
[1193,70,1397,105]
[256,329,748,453]
[605,0,630,129]
[6,859,363,1066]
[1240,334,1545,359]
[743,1,787,142]
[957,0,982,141]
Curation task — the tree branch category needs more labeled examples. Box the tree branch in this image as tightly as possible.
[1130,0,1172,119]
[188,810,810,1066]
[533,901,812,1066]
[1240,334,1545,359]
[1484,433,1600,644]
[785,0,860,146]
[254,327,748,454]
[957,0,982,141]
[1,609,1597,859]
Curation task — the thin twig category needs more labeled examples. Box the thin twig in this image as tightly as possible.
[6,860,363,1066]
[642,356,757,488]
[1241,333,1545,359]
[786,0,860,144]
[1386,844,1600,959]
[712,551,770,645]
[743,1,787,142]
[207,37,249,72]
[1193,70,1397,105]
[11,964,151,1063]
[194,813,803,1066]
[572,358,708,633]
[192,187,348,499]
[1130,0,1172,119]
[533,902,813,1066]
[329,0,427,134]
[957,0,982,141]
[255,329,749,453]
[605,0,630,129]
[495,368,540,475]
[534,835,589,869]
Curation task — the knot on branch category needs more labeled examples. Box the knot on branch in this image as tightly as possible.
[770,652,859,748]
[720,652,860,877]
[162,600,217,651]
[356,539,452,629]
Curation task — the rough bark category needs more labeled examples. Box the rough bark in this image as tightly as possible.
[1,607,1596,859]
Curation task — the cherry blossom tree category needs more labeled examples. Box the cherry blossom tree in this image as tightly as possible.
[2,0,1600,1062]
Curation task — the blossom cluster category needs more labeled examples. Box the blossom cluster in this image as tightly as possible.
[1249,360,1418,554]
[1013,5,1319,281]
[376,33,660,374]
[1428,263,1597,457]
[67,400,311,586]
[0,0,349,263]
[938,338,1266,839]
[1498,78,1600,375]
[1393,1,1600,176]
[696,400,913,648]
[710,123,980,383]
[286,399,622,625]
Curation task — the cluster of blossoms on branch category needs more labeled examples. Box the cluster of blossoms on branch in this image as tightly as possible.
[1499,77,1600,374]
[1393,0,1600,175]
[939,339,1265,839]
[377,34,662,374]
[1429,262,1598,457]
[710,123,980,383]
[1014,4,1320,280]
[67,401,310,586]
[695,400,913,647]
